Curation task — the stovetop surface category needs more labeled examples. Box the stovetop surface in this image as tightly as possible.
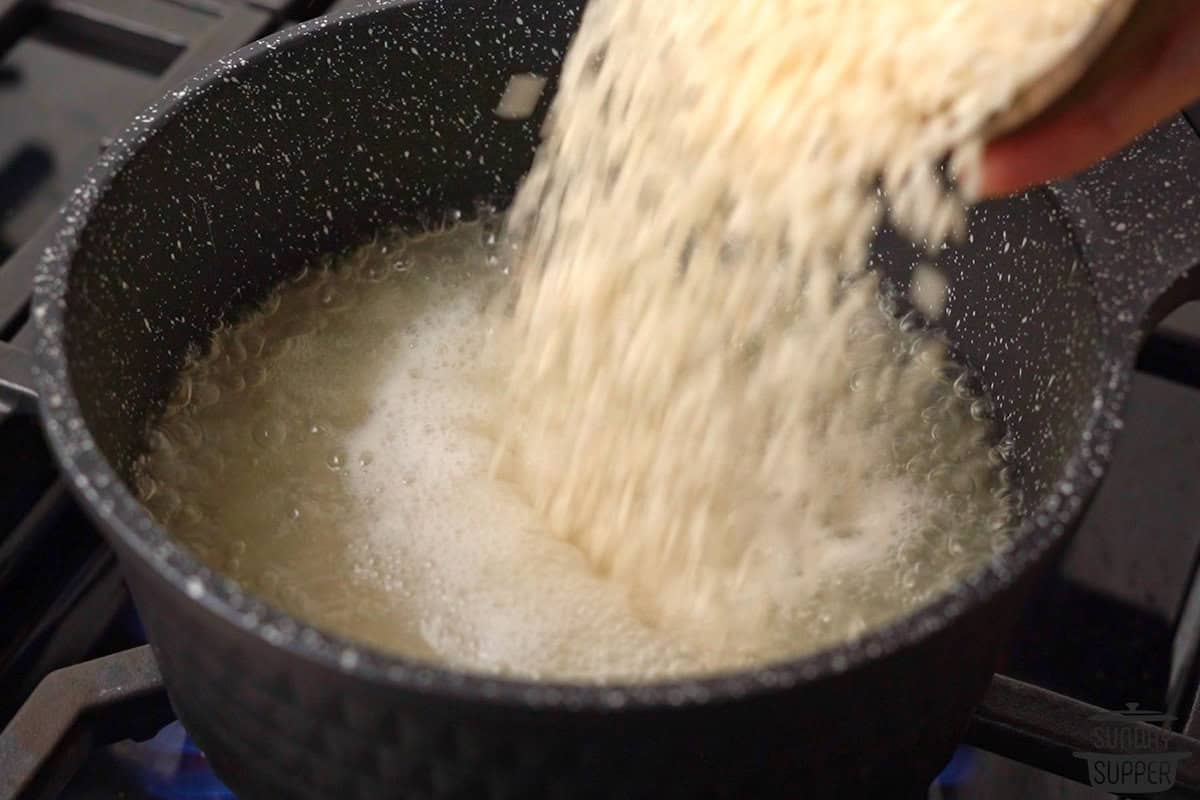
[3,2,1200,799]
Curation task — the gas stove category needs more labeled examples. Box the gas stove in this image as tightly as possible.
[2,2,1200,798]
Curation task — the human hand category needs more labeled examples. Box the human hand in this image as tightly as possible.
[981,0,1200,198]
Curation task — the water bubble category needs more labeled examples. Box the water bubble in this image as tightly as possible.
[934,364,959,384]
[969,399,992,421]
[280,313,318,340]
[155,488,182,520]
[243,330,266,357]
[244,363,268,388]
[135,473,157,501]
[260,292,282,316]
[159,459,204,491]
[192,382,221,408]
[195,448,225,477]
[227,336,248,364]
[223,372,247,394]
[179,503,205,527]
[917,343,947,370]
[951,470,978,494]
[260,569,282,595]
[988,511,1011,533]
[877,293,898,317]
[190,551,227,588]
[147,429,173,455]
[263,335,293,359]
[987,446,1007,468]
[392,251,414,274]
[166,377,192,412]
[359,451,375,468]
[318,284,339,307]
[926,464,952,485]
[326,451,346,470]
[253,418,288,449]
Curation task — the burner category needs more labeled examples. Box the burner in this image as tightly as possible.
[107,723,234,800]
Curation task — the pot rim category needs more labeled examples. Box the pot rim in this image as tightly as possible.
[28,0,1134,710]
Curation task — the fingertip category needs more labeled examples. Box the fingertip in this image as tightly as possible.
[976,142,1029,199]
[977,111,1128,199]
[977,136,1060,199]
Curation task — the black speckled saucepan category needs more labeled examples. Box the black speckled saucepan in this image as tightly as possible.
[4,1,1200,797]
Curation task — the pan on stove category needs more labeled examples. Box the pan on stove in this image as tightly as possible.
[1,1,1199,797]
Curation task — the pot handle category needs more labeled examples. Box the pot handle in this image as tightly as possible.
[1142,263,1200,334]
[1047,117,1200,340]
[0,340,37,424]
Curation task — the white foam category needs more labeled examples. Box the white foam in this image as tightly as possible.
[341,264,705,680]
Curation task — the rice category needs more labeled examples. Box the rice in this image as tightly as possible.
[489,0,1104,634]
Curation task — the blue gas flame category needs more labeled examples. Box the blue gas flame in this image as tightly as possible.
[112,721,235,799]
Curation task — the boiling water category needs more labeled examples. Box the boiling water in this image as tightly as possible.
[137,222,1014,682]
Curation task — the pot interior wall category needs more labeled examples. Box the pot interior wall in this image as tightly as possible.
[61,0,1101,527]
[872,194,1103,505]
[62,0,583,476]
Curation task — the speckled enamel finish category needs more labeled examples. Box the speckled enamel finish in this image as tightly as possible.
[26,0,1200,797]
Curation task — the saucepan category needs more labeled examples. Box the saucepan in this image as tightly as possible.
[1,0,1199,797]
